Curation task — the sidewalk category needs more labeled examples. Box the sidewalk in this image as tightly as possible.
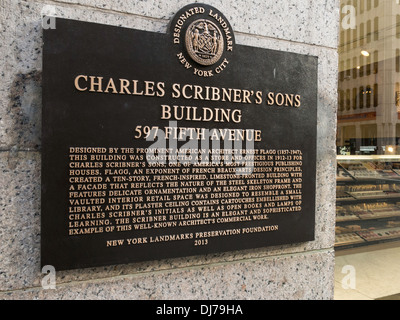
[334,241,400,300]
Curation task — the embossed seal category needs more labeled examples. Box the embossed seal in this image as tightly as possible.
[185,19,224,66]
[170,3,235,77]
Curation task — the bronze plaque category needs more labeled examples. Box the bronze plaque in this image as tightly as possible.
[42,4,317,270]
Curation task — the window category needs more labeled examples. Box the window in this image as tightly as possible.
[359,86,364,108]
[360,22,364,46]
[397,15,400,38]
[366,55,371,75]
[339,60,344,81]
[353,28,358,48]
[339,89,344,111]
[373,50,378,74]
[337,0,400,260]
[359,56,364,77]
[346,89,351,110]
[353,57,358,78]
[353,87,358,109]
[346,59,351,78]
[366,85,371,107]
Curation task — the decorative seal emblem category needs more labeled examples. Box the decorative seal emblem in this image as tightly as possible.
[170,4,235,77]
[185,19,224,66]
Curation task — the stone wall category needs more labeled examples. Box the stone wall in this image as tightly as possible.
[0,0,338,299]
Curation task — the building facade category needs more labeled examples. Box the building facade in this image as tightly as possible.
[0,0,338,299]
